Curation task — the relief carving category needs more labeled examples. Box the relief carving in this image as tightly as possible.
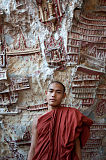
[72,67,103,111]
[6,33,40,56]
[44,36,66,70]
[36,0,63,31]
[67,8,106,72]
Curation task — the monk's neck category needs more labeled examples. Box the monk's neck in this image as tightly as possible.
[48,105,61,111]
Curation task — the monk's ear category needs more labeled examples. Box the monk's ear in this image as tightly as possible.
[63,92,66,99]
[45,91,47,95]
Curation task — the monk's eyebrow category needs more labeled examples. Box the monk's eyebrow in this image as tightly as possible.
[49,89,54,91]
[56,90,62,92]
[49,89,62,92]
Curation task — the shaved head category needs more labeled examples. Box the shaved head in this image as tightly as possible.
[48,81,65,93]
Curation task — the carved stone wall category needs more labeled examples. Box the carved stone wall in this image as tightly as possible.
[0,0,106,160]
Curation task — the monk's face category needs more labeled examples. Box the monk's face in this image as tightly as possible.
[46,83,66,107]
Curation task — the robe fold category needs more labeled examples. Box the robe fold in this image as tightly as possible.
[32,107,93,160]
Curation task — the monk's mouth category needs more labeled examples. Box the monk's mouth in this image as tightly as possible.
[50,99,56,101]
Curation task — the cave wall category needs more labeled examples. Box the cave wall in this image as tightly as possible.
[0,0,106,159]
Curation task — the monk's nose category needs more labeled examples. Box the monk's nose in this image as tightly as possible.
[52,91,56,97]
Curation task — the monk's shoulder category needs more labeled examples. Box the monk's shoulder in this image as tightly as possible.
[63,107,80,114]
[37,110,53,123]
[61,107,83,119]
[68,107,93,125]
[69,107,85,117]
[69,107,81,113]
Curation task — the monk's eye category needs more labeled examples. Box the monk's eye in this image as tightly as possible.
[49,90,53,93]
[56,91,61,94]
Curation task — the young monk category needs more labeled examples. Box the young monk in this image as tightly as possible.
[28,81,93,160]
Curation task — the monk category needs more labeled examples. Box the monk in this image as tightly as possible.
[28,81,93,160]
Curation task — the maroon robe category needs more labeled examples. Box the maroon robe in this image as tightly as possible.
[32,107,93,160]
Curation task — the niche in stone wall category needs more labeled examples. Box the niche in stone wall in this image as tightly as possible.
[44,35,66,70]
[36,0,63,31]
